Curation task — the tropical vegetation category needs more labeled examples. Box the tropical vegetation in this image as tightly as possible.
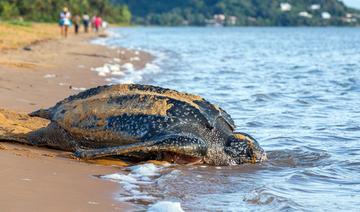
[0,0,131,24]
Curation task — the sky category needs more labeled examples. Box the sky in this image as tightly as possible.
[341,0,360,9]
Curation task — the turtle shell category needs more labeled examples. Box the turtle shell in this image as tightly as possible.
[33,84,235,147]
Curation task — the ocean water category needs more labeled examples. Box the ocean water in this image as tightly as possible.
[95,27,360,211]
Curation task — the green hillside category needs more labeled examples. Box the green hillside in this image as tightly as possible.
[114,0,360,26]
[1,0,358,26]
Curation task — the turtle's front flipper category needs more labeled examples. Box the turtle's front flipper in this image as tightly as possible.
[27,122,78,151]
[74,135,208,161]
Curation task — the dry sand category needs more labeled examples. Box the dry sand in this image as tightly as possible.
[0,30,153,211]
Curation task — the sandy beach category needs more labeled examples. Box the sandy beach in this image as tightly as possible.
[0,29,152,112]
[0,27,152,211]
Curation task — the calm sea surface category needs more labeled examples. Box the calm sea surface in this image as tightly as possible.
[96,27,360,211]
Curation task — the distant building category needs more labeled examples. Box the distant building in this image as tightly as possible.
[227,16,237,25]
[321,12,331,19]
[280,3,292,12]
[214,14,226,22]
[343,13,357,23]
[206,14,226,26]
[299,11,312,18]
[342,17,357,23]
[310,4,321,10]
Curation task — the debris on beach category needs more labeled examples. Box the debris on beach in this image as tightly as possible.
[59,82,69,86]
[70,87,86,91]
[23,46,32,51]
[43,74,56,78]
[87,201,100,205]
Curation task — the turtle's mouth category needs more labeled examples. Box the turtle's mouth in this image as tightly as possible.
[161,151,203,165]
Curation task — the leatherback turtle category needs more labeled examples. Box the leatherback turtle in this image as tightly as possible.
[0,84,266,165]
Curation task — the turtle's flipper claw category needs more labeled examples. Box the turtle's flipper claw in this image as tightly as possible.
[74,149,89,159]
[74,148,101,159]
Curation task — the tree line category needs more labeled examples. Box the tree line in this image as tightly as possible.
[0,0,131,24]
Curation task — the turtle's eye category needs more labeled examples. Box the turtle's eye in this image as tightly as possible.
[245,146,254,159]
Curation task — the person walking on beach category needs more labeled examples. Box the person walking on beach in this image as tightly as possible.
[94,15,102,33]
[73,15,81,34]
[82,13,90,33]
[59,7,71,38]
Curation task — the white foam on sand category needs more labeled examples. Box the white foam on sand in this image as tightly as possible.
[101,163,165,202]
[122,63,134,71]
[92,60,162,84]
[130,57,140,61]
[147,201,184,212]
[101,163,182,209]
[113,58,121,63]
[91,63,121,77]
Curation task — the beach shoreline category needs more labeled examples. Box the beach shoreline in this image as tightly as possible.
[0,27,153,211]
[0,27,153,113]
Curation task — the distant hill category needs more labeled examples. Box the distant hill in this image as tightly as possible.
[113,0,360,26]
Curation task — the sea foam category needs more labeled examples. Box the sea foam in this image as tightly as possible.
[101,163,167,203]
[101,163,183,210]
[147,201,184,212]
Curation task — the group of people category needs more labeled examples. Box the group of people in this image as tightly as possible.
[59,7,106,38]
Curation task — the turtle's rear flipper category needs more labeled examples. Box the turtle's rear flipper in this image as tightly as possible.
[74,135,208,161]
[0,109,49,145]
[29,108,51,119]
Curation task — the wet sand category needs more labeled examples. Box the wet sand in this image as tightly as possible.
[0,31,152,211]
[0,143,131,211]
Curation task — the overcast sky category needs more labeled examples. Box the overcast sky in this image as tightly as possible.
[341,0,360,9]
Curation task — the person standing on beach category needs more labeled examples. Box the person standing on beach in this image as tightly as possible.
[73,15,81,34]
[82,13,90,33]
[59,7,71,38]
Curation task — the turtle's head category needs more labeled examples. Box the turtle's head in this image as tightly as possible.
[224,132,266,164]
